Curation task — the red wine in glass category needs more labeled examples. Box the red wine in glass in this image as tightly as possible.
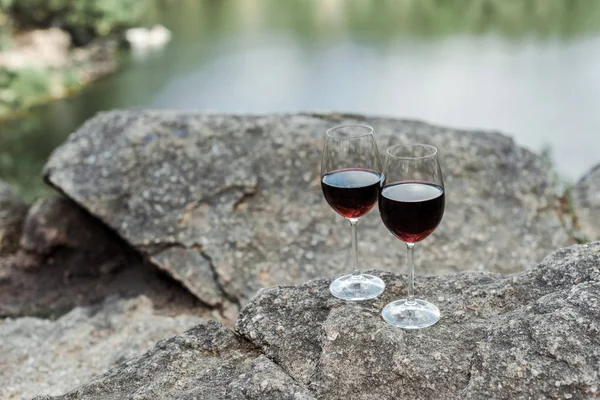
[379,181,445,243]
[321,124,385,301]
[379,143,445,329]
[321,168,381,219]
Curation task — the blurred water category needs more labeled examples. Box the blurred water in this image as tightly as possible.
[2,0,600,199]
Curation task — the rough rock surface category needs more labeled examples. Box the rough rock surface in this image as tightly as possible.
[236,242,600,399]
[0,296,205,399]
[37,242,600,399]
[0,180,28,255]
[44,111,571,308]
[34,319,315,400]
[573,163,600,241]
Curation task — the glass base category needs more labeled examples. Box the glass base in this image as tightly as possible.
[329,273,385,301]
[381,299,440,329]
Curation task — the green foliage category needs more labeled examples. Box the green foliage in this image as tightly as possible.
[0,0,70,26]
[1,0,150,44]
[6,69,50,107]
[0,65,89,122]
[0,0,149,121]
[210,0,600,40]
[0,115,57,201]
[540,145,562,194]
[0,9,13,49]
[539,146,587,244]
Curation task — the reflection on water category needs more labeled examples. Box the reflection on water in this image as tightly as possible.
[2,0,600,200]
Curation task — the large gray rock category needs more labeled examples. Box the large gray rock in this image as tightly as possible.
[43,111,571,307]
[37,242,600,399]
[236,241,600,399]
[0,296,204,399]
[0,180,28,255]
[573,163,600,241]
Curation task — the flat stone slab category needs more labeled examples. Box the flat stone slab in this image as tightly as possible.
[0,296,204,399]
[44,111,571,307]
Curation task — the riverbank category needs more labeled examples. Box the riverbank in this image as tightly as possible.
[0,28,118,120]
[0,0,159,120]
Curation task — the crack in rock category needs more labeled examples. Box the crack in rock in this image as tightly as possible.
[150,245,226,308]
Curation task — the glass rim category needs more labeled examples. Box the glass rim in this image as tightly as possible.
[385,143,438,160]
[325,124,374,139]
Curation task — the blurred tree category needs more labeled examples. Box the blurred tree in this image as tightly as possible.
[251,0,600,40]
[1,0,150,45]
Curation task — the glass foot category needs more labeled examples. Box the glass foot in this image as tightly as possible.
[329,273,385,301]
[381,299,440,329]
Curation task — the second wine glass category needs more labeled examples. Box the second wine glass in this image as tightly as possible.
[379,143,445,328]
[321,124,385,301]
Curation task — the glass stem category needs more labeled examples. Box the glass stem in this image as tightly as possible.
[406,242,416,304]
[350,219,360,276]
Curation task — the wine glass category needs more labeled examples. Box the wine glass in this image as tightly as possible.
[321,124,385,301]
[379,143,445,328]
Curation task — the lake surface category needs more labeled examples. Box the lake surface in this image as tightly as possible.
[2,0,600,199]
